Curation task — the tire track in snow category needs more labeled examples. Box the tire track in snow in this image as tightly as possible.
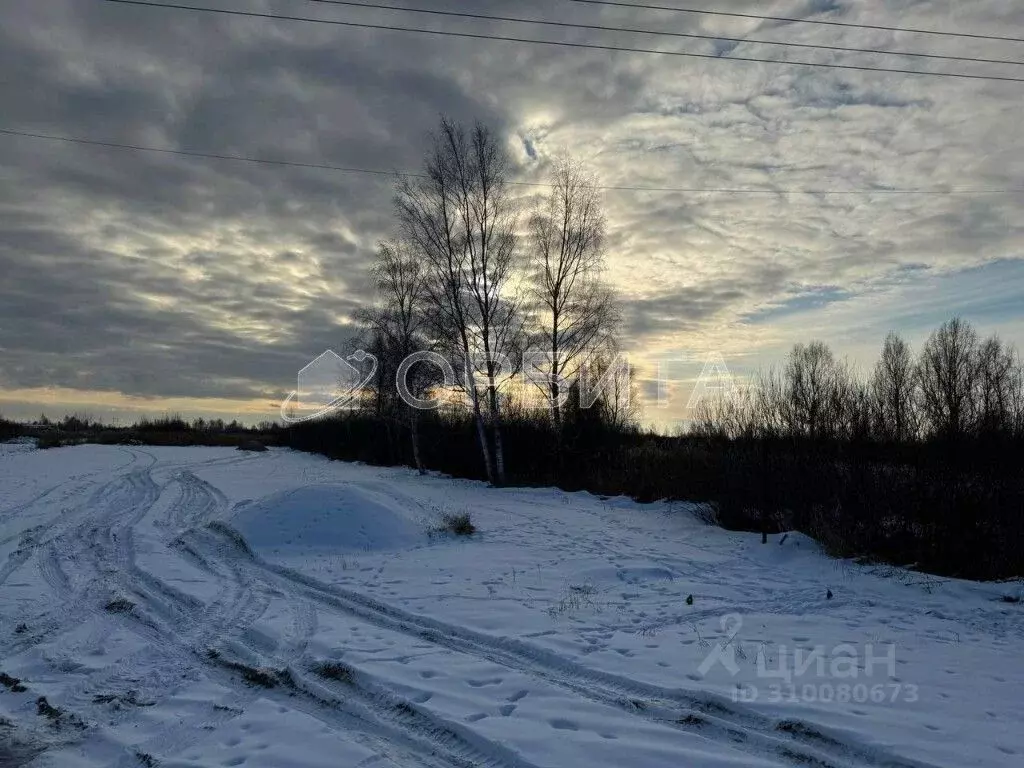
[9,456,283,768]
[0,451,157,656]
[3,452,938,768]
[104,562,527,768]
[283,599,318,659]
[158,535,547,767]
[36,543,71,596]
[6,456,250,704]
[46,458,478,768]
[0,446,139,532]
[190,521,941,768]
[86,460,268,652]
[0,450,149,590]
[172,469,228,528]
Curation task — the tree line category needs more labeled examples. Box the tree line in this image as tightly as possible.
[683,318,1024,580]
[694,317,1024,445]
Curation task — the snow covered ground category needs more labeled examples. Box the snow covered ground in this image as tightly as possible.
[0,445,1021,768]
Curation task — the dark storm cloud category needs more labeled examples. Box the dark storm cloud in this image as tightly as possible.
[0,0,518,403]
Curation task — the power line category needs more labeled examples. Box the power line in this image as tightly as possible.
[294,0,1024,68]
[3,127,1021,196]
[101,0,1024,84]
[0,127,420,178]
[566,0,1024,45]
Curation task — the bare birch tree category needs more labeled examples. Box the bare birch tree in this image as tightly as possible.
[395,117,521,485]
[527,157,617,427]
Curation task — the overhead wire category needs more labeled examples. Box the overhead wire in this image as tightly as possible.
[565,0,1024,45]
[100,0,1024,84]
[292,0,1024,69]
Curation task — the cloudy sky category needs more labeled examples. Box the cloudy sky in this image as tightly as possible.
[1,0,1022,427]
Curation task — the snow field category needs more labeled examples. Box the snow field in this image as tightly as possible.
[0,444,1020,767]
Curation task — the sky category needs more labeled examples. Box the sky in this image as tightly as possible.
[1,0,1022,428]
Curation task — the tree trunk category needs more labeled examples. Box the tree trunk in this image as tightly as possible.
[550,317,562,430]
[487,375,507,486]
[550,378,562,429]
[466,366,495,485]
[408,408,425,475]
[492,417,507,486]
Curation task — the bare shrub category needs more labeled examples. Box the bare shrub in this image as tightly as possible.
[104,597,135,614]
[438,512,475,537]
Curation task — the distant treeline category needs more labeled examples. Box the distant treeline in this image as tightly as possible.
[2,414,281,448]
[5,316,1022,580]
[288,316,1024,582]
[685,317,1024,580]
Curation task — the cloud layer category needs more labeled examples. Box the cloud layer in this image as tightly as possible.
[1,0,1021,423]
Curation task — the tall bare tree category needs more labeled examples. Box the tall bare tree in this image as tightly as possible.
[917,317,978,439]
[527,158,617,427]
[593,351,640,431]
[395,117,521,485]
[870,332,919,443]
[781,341,854,441]
[975,334,1018,437]
[1008,359,1024,438]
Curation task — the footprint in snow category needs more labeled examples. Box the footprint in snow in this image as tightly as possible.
[550,718,579,731]
[466,677,503,687]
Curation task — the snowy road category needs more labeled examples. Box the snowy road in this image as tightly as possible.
[1,445,1021,767]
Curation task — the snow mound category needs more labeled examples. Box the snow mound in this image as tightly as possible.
[231,484,425,554]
